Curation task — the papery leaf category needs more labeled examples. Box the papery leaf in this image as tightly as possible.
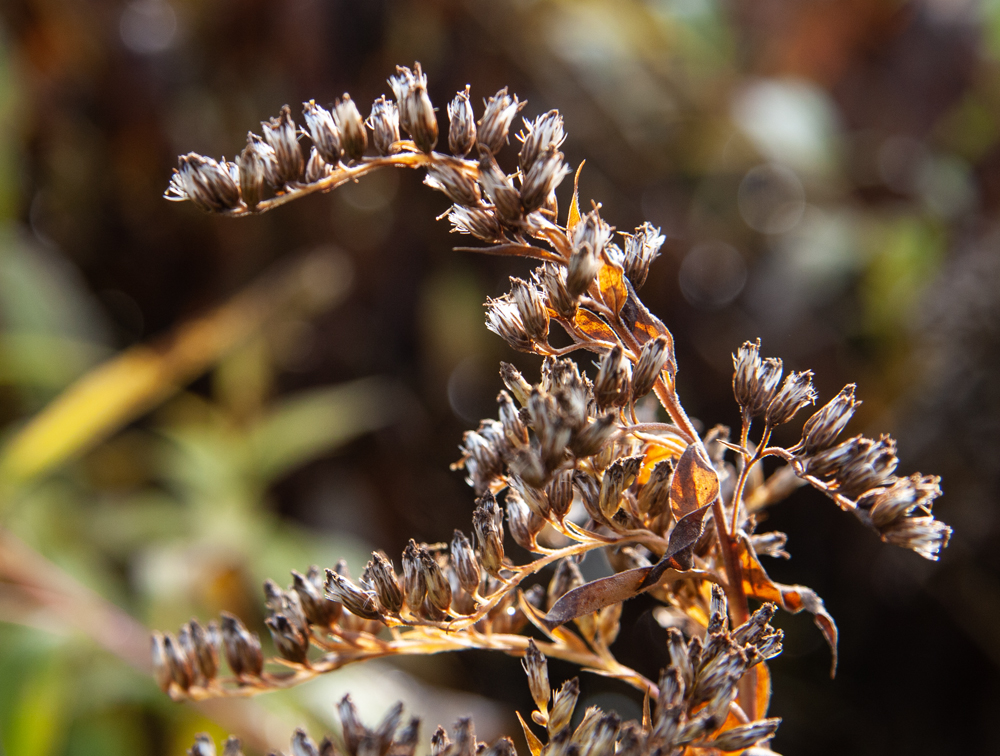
[573,308,617,344]
[737,534,839,676]
[598,261,628,316]
[516,711,543,756]
[619,278,672,347]
[669,443,720,521]
[566,161,585,233]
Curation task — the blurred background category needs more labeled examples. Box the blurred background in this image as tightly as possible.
[0,0,998,753]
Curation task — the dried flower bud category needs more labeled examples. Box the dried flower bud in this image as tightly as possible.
[486,296,532,352]
[166,153,241,212]
[220,613,263,680]
[521,147,570,214]
[292,567,342,627]
[292,729,319,756]
[339,695,366,756]
[546,557,584,610]
[636,460,672,517]
[510,277,550,342]
[365,551,404,614]
[151,632,172,691]
[880,515,952,560]
[187,618,219,681]
[750,531,790,559]
[546,470,575,520]
[390,63,437,153]
[418,549,452,617]
[499,362,533,406]
[303,100,342,165]
[707,719,781,752]
[473,491,506,576]
[732,339,761,412]
[447,205,502,241]
[538,263,578,319]
[222,737,243,756]
[262,105,304,184]
[402,540,427,610]
[266,613,310,664]
[189,733,216,756]
[506,489,544,550]
[573,209,613,256]
[325,570,382,620]
[237,137,266,210]
[800,384,861,454]
[448,86,477,157]
[631,335,671,401]
[622,223,665,290]
[367,95,400,155]
[478,87,524,154]
[304,147,333,184]
[548,678,580,736]
[862,473,941,529]
[478,147,522,225]
[594,346,629,409]
[666,628,694,690]
[480,738,516,756]
[450,530,481,593]
[424,161,481,205]
[394,719,420,756]
[430,726,451,756]
[497,390,528,447]
[334,95,368,161]
[522,639,551,712]
[708,583,728,634]
[518,111,566,175]
[452,718,476,756]
[765,370,816,427]
[566,244,601,299]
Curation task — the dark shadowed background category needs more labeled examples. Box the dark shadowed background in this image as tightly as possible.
[0,0,998,754]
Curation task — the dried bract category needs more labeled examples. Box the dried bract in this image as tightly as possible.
[448,86,477,157]
[262,105,304,184]
[303,100,342,165]
[334,95,368,161]
[166,153,241,212]
[478,88,524,154]
[368,95,401,156]
[390,63,438,153]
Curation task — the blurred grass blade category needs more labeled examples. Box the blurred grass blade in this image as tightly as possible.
[0,250,352,487]
[249,378,403,484]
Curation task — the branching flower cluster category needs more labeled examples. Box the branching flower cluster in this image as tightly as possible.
[160,62,952,754]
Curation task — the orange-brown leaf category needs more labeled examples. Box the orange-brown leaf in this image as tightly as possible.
[516,711,544,756]
[598,261,628,316]
[669,443,720,520]
[573,308,617,344]
[566,160,585,233]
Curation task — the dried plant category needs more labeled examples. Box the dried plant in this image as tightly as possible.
[160,62,952,754]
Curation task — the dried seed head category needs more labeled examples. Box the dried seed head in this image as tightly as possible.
[338,694,366,756]
[473,491,506,576]
[430,726,451,756]
[666,628,694,690]
[499,362,533,406]
[402,540,427,611]
[766,370,817,427]
[806,434,898,498]
[594,346,629,409]
[418,549,452,617]
[237,137,266,210]
[733,339,762,410]
[510,474,550,519]
[166,153,241,212]
[365,551,404,614]
[458,425,506,493]
[538,263,578,319]
[749,531,790,559]
[521,147,570,214]
[522,639,551,712]
[450,530,481,593]
[518,110,566,175]
[880,515,952,560]
[447,205,502,242]
[546,557,584,610]
[572,209,613,257]
[261,105,304,184]
[862,473,941,529]
[631,335,672,401]
[292,729,319,756]
[367,95,400,155]
[486,296,533,352]
[187,618,219,681]
[219,612,263,679]
[708,583,728,635]
[480,738,515,756]
[303,100,342,165]
[305,147,332,184]
[390,63,438,153]
[394,718,420,756]
[497,390,529,446]
[546,469,575,520]
[189,734,217,756]
[548,677,580,736]
[636,459,672,517]
[222,737,243,756]
[448,86,477,157]
[452,719,476,756]
[800,383,861,454]
[266,613,310,664]
[478,87,524,154]
[424,161,481,206]
[325,570,382,620]
[506,488,544,550]
[707,719,781,752]
[478,148,522,225]
[334,95,368,161]
[566,244,601,299]
[510,277,550,342]
[151,632,172,691]
[622,223,665,290]
[292,567,342,627]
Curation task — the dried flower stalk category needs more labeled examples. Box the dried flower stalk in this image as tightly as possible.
[161,61,952,752]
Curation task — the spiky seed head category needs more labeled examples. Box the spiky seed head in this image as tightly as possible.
[594,345,629,409]
[401,540,427,611]
[572,209,613,257]
[521,146,570,214]
[447,205,502,241]
[546,469,575,520]
[497,390,528,447]
[473,491,506,576]
[486,296,533,352]
[538,263,578,319]
[366,551,404,614]
[518,110,566,174]
[880,515,952,560]
[338,694,366,756]
[509,277,550,342]
[506,488,543,550]
[292,567,341,627]
[166,153,241,212]
[448,86,477,157]
[450,530,481,593]
[390,63,438,153]
[548,678,580,736]
[707,719,782,752]
[303,100,342,164]
[187,618,219,681]
[862,473,941,529]
[800,383,861,454]
[424,161,481,206]
[219,612,263,679]
[631,335,671,401]
[478,147,522,225]
[237,138,266,210]
[765,369,817,427]
[367,95,400,156]
[265,613,310,664]
[522,639,551,712]
[304,147,332,183]
[623,222,665,290]
[334,95,368,161]
[324,570,382,620]
[499,362,533,406]
[417,549,452,617]
[478,87,524,154]
[261,105,304,184]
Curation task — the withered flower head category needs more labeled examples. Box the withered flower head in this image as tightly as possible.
[505,488,544,550]
[390,63,438,153]
[424,160,481,206]
[478,147,523,225]
[522,639,551,712]
[305,147,332,184]
[237,137,266,211]
[364,551,404,614]
[518,110,566,175]
[509,277,550,342]
[800,383,861,454]
[166,153,241,212]
[292,567,341,627]
[401,540,427,611]
[448,86,477,157]
[538,263,578,319]
[220,612,263,680]
[765,369,817,427]
[521,147,570,214]
[418,549,453,618]
[450,530,481,593]
[261,105,304,184]
[486,295,533,352]
[473,491,506,576]
[631,335,672,401]
[594,345,629,409]
[334,95,368,161]
[447,204,503,242]
[478,87,525,154]
[265,613,310,664]
[367,95,401,156]
[548,677,580,736]
[622,222,665,290]
[324,569,382,621]
[303,100,342,165]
